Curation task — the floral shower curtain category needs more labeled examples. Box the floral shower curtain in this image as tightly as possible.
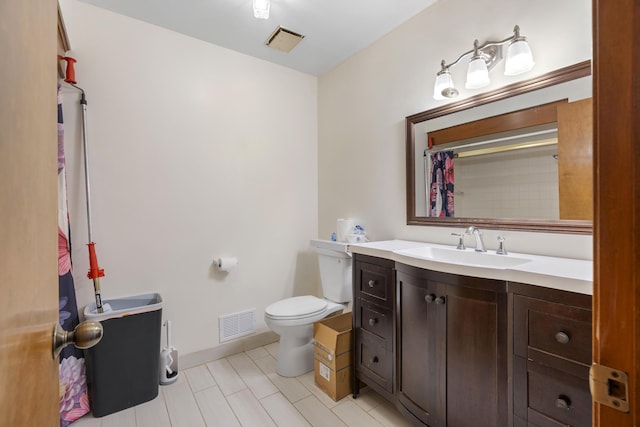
[58,85,90,426]
[429,150,455,217]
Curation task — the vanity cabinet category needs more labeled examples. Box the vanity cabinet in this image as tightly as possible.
[395,263,508,427]
[349,248,592,427]
[352,254,396,398]
[511,283,592,427]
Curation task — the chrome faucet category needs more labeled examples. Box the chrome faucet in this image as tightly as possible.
[465,226,486,252]
[451,233,466,250]
[496,236,508,255]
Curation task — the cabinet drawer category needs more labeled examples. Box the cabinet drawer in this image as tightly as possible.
[357,299,393,345]
[356,261,393,307]
[526,361,592,427]
[356,329,393,392]
[514,295,591,366]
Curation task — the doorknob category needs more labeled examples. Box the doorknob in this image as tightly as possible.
[53,321,103,359]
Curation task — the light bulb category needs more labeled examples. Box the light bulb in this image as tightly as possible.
[433,71,453,101]
[433,71,457,100]
[466,57,490,89]
[505,39,534,75]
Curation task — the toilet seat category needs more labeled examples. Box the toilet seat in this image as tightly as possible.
[265,295,328,320]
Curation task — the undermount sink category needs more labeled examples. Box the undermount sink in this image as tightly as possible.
[394,246,532,269]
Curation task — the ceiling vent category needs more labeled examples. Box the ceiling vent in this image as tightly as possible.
[265,26,305,53]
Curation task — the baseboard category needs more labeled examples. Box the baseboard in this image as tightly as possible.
[179,328,279,370]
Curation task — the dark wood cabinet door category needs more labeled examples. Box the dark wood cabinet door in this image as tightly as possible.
[396,264,507,427]
[444,282,507,427]
[397,271,441,426]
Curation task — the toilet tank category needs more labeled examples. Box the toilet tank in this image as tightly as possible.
[311,240,352,303]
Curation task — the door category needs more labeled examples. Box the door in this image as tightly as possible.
[0,1,60,426]
[592,0,640,425]
[397,271,440,426]
[557,98,593,221]
[445,283,507,427]
[397,268,507,427]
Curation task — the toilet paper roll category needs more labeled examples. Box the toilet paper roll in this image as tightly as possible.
[216,257,238,272]
[336,218,355,242]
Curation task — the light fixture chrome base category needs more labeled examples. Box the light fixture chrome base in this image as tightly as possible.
[478,45,503,70]
[441,86,459,98]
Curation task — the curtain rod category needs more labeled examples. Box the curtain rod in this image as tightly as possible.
[454,138,557,158]
[424,128,557,157]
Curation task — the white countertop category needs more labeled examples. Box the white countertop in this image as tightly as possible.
[347,240,593,295]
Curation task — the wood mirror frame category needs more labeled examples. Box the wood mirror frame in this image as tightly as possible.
[406,60,592,234]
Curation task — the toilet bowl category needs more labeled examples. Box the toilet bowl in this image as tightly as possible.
[264,240,352,377]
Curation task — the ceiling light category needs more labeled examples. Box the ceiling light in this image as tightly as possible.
[433,25,534,100]
[253,0,270,19]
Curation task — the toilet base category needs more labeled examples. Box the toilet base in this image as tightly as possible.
[264,297,346,378]
[275,335,314,377]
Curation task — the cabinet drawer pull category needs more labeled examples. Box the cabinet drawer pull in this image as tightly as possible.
[368,318,377,326]
[435,296,446,305]
[368,280,376,288]
[555,396,571,410]
[369,356,379,365]
[425,294,435,303]
[555,331,570,344]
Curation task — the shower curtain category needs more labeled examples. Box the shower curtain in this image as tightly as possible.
[58,85,90,426]
[429,150,455,217]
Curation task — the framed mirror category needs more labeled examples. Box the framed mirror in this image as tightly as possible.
[406,61,592,234]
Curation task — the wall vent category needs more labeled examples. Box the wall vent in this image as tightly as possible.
[219,308,256,342]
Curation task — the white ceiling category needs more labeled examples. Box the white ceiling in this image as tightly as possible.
[80,0,439,76]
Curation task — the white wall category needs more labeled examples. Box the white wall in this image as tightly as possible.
[318,0,593,259]
[59,1,319,356]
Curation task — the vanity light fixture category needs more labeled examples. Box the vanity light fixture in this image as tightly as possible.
[253,0,270,19]
[433,25,535,100]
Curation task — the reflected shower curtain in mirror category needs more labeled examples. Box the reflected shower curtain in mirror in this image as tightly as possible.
[58,85,90,426]
[429,150,455,217]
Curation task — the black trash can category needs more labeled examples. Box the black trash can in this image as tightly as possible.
[84,293,163,417]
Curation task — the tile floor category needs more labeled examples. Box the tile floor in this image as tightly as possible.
[73,341,413,427]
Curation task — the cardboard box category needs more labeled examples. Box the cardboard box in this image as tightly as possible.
[314,359,352,402]
[313,312,352,401]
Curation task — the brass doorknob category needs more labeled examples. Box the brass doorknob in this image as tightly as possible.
[53,321,103,359]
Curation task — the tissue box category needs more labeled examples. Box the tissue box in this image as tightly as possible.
[313,312,352,401]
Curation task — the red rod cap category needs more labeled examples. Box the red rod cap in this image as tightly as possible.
[63,56,77,84]
[87,242,105,279]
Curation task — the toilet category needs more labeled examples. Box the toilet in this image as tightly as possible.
[264,239,352,377]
